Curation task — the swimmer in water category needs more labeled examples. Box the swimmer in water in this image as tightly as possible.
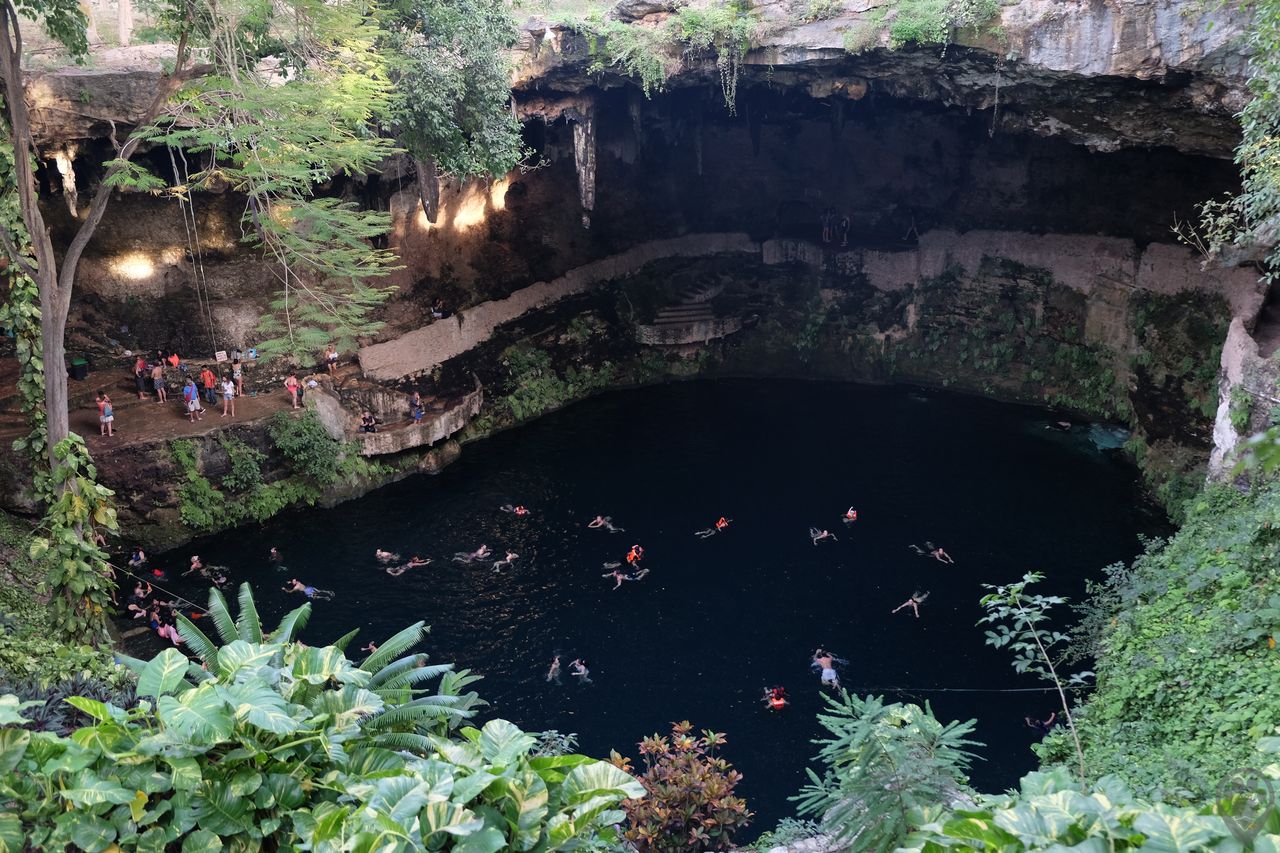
[763,686,789,710]
[375,549,400,563]
[387,555,431,577]
[843,507,858,524]
[492,551,519,572]
[570,658,591,684]
[283,578,334,600]
[930,544,954,564]
[588,515,625,533]
[602,560,622,569]
[362,642,378,654]
[500,504,531,517]
[269,547,281,562]
[628,566,650,581]
[603,568,630,589]
[810,527,838,545]
[184,555,204,575]
[625,544,644,566]
[695,517,732,539]
[452,545,492,564]
[546,655,562,684]
[891,590,930,618]
[812,648,841,689]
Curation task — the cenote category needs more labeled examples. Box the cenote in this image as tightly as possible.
[133,379,1168,829]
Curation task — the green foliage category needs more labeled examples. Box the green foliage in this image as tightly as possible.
[0,675,134,735]
[0,585,644,851]
[1057,485,1280,802]
[499,343,617,422]
[565,1,754,109]
[9,0,89,58]
[1233,385,1256,433]
[792,0,842,23]
[136,0,401,365]
[218,435,265,493]
[27,436,119,645]
[267,409,343,485]
[610,721,751,852]
[980,572,1090,780]
[748,817,822,850]
[795,693,980,851]
[900,751,1280,853]
[382,0,529,179]
[0,128,49,505]
[886,0,1000,48]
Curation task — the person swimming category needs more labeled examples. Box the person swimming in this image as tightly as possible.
[627,566,650,581]
[602,560,622,569]
[930,545,954,564]
[842,507,858,524]
[492,551,519,572]
[375,549,400,563]
[184,555,204,575]
[625,544,644,566]
[603,568,630,590]
[891,590,930,618]
[570,658,591,684]
[546,654,562,684]
[387,555,431,577]
[362,642,378,654]
[695,517,732,539]
[810,527,838,545]
[763,686,789,710]
[500,504,531,517]
[812,648,841,689]
[452,545,492,564]
[588,515,625,533]
[283,578,334,600]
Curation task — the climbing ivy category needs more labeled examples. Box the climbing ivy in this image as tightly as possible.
[0,124,48,505]
[27,436,118,646]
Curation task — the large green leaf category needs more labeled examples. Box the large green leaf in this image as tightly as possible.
[216,682,301,735]
[139,648,191,699]
[503,771,549,851]
[478,719,535,768]
[180,828,223,852]
[0,730,30,776]
[60,773,137,807]
[421,801,483,837]
[293,645,364,685]
[0,814,23,853]
[454,825,506,853]
[560,761,644,807]
[158,688,234,743]
[1132,811,1224,853]
[0,695,37,725]
[215,641,280,677]
[195,781,254,836]
[65,696,127,724]
[58,811,116,852]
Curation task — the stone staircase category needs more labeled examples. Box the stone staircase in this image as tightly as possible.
[636,284,744,347]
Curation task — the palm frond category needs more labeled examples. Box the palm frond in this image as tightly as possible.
[330,627,360,652]
[235,583,263,643]
[177,614,220,664]
[271,602,312,643]
[206,587,238,645]
[363,696,472,731]
[370,731,437,754]
[360,622,427,673]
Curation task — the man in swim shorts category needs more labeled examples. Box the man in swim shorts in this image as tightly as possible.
[813,648,840,689]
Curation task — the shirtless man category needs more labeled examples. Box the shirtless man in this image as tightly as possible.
[374,549,400,563]
[588,515,625,533]
[603,568,630,590]
[492,551,519,573]
[930,545,955,564]
[283,578,333,600]
[813,648,840,689]
[546,655,562,684]
[892,590,930,618]
[387,555,431,577]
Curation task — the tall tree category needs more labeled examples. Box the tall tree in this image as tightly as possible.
[381,0,528,221]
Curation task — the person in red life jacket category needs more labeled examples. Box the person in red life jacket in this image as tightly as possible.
[695,517,732,539]
[514,505,530,517]
[843,507,858,524]
[626,545,644,566]
[763,686,788,710]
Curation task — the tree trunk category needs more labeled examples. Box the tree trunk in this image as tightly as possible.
[415,156,439,224]
[117,0,132,47]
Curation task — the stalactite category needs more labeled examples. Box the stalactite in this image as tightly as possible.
[54,146,78,218]
[571,105,596,229]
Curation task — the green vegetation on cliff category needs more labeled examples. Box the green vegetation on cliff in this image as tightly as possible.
[1040,484,1280,802]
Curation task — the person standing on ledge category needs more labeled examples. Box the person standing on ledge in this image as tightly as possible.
[324,343,339,375]
[284,371,301,409]
[96,391,114,437]
[200,365,217,405]
[150,363,168,404]
[220,375,236,418]
[133,354,148,400]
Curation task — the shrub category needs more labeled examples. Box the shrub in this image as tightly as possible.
[267,409,342,484]
[610,721,752,852]
[0,586,644,851]
[219,435,266,493]
[0,674,135,735]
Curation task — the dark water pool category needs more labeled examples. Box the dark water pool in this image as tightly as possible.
[135,380,1168,831]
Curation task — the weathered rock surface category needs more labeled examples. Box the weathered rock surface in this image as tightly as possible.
[513,0,1251,156]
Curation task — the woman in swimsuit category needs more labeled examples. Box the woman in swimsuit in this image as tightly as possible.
[570,659,591,684]
[891,591,930,618]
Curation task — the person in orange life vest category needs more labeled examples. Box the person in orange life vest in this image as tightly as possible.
[763,686,788,710]
[843,507,858,523]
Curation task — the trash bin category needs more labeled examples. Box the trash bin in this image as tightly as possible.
[69,357,89,381]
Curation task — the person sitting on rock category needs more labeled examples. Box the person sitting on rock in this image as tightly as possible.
[360,411,378,433]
